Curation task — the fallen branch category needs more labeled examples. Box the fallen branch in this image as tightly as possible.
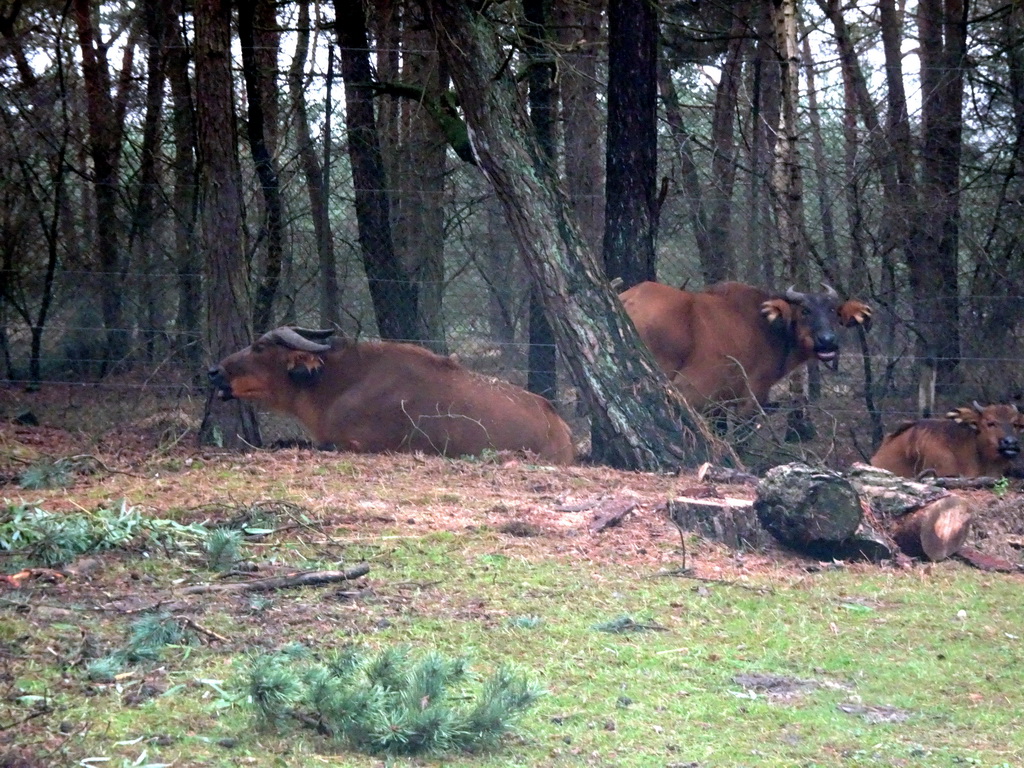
[175,563,370,595]
[180,616,230,643]
[588,499,637,533]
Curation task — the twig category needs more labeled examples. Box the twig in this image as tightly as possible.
[0,705,53,732]
[174,563,370,595]
[180,616,230,643]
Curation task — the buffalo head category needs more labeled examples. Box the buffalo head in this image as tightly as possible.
[208,327,336,404]
[947,401,1024,462]
[760,283,872,370]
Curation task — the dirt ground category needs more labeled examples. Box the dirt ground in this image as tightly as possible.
[2,380,1024,573]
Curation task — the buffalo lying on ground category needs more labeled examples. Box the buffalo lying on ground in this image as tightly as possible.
[870,402,1023,478]
[618,280,872,417]
[208,327,575,464]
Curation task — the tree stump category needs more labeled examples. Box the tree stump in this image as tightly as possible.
[667,496,771,550]
[847,464,973,561]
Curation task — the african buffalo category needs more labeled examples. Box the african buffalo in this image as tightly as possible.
[208,327,575,464]
[618,280,872,417]
[870,402,1023,478]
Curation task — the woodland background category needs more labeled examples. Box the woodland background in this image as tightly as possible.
[1,0,1022,467]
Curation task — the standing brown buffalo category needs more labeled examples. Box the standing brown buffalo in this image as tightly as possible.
[618,281,872,417]
[870,402,1023,478]
[208,327,575,464]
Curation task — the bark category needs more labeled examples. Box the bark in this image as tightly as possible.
[426,0,726,471]
[553,0,604,257]
[602,0,657,288]
[195,0,260,448]
[393,8,448,352]
[72,0,136,370]
[755,464,864,549]
[289,0,339,329]
[239,0,285,332]
[748,5,780,285]
[705,6,749,281]
[770,0,813,441]
[166,1,201,371]
[334,0,420,341]
[658,62,715,275]
[801,33,840,272]
[132,0,171,362]
[524,0,556,399]
[668,496,771,550]
[912,0,966,398]
[847,465,972,561]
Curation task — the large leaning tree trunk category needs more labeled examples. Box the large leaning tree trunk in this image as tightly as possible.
[425,0,726,471]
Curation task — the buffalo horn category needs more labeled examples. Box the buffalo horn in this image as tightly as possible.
[821,283,840,300]
[268,326,332,352]
[784,285,807,303]
[972,400,985,414]
[290,326,336,341]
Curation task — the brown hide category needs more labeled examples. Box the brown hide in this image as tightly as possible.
[209,330,575,464]
[618,281,871,416]
[870,403,1024,478]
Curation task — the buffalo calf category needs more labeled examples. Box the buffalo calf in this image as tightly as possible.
[208,327,575,464]
[870,402,1023,478]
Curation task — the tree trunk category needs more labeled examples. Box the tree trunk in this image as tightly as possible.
[748,5,780,285]
[132,0,171,363]
[553,0,604,257]
[704,5,749,281]
[195,0,260,448]
[770,0,814,442]
[658,62,715,276]
[239,0,285,332]
[166,0,201,372]
[393,11,448,352]
[524,0,556,399]
[289,0,339,329]
[602,0,657,288]
[334,0,420,341]
[426,0,726,471]
[913,0,966,401]
[72,0,135,371]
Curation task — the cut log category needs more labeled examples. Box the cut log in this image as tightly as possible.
[667,496,770,550]
[888,496,973,560]
[754,464,863,554]
[847,464,973,562]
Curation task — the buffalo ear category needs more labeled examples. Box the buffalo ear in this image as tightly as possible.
[947,406,980,430]
[838,300,873,330]
[286,351,324,385]
[760,299,793,327]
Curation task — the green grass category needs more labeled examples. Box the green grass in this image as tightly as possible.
[3,511,1024,766]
